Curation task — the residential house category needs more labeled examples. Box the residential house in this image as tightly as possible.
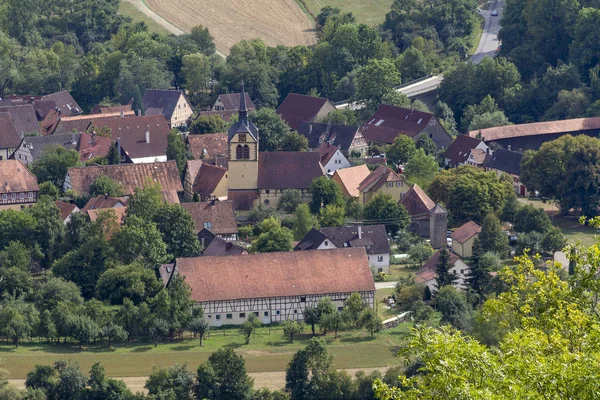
[443,135,488,167]
[160,248,375,326]
[186,133,228,167]
[90,115,170,163]
[41,109,135,136]
[90,103,133,115]
[0,104,40,137]
[361,104,452,149]
[318,142,351,175]
[294,225,391,272]
[0,113,21,160]
[143,89,193,128]
[56,201,79,224]
[399,184,448,248]
[0,160,38,210]
[87,207,127,226]
[11,133,113,165]
[183,160,228,201]
[212,92,256,112]
[77,132,115,162]
[81,194,128,213]
[469,117,600,152]
[276,93,336,130]
[198,229,247,257]
[483,148,528,196]
[358,165,408,205]
[332,165,372,201]
[451,221,481,258]
[181,200,238,241]
[297,122,368,156]
[4,91,82,121]
[415,250,471,292]
[64,161,183,202]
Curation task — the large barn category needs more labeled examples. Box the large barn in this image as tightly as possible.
[161,248,375,326]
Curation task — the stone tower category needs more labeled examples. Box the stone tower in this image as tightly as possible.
[429,204,448,249]
[227,84,259,191]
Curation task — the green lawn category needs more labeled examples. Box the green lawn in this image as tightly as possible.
[0,325,407,379]
[387,263,419,281]
[300,0,393,26]
[119,1,170,36]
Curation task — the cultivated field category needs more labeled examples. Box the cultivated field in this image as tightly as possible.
[302,0,393,26]
[144,0,317,54]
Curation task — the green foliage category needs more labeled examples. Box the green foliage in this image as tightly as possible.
[251,217,294,253]
[190,115,229,135]
[280,131,309,151]
[309,176,345,213]
[282,320,304,342]
[386,135,417,165]
[292,203,319,240]
[516,231,544,255]
[195,348,253,400]
[435,285,470,330]
[146,363,195,400]
[188,318,210,346]
[542,227,567,254]
[434,247,458,289]
[96,263,162,305]
[38,181,60,200]
[500,193,520,223]
[277,189,303,214]
[154,204,202,259]
[239,314,262,344]
[408,242,434,267]
[477,213,510,257]
[167,131,188,177]
[303,307,320,336]
[249,108,292,152]
[112,215,168,266]
[404,148,438,190]
[416,135,437,156]
[320,312,345,340]
[364,193,410,235]
[354,58,401,108]
[513,205,552,234]
[31,146,80,189]
[106,142,121,165]
[126,181,164,221]
[88,174,124,197]
[318,204,346,227]
[467,249,501,296]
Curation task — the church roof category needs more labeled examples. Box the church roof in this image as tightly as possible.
[227,84,258,141]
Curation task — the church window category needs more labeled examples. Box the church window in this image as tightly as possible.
[242,145,250,159]
[236,145,243,159]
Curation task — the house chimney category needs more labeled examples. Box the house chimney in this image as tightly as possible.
[145,130,150,144]
[90,131,96,146]
[120,110,125,118]
[72,132,77,145]
[211,197,216,206]
[116,137,121,164]
[137,109,142,116]
[507,144,512,151]
[358,226,362,239]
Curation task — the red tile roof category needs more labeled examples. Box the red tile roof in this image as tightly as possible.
[443,135,484,166]
[187,133,228,161]
[451,221,481,243]
[358,166,403,192]
[258,152,324,189]
[332,165,371,198]
[468,117,600,141]
[78,133,114,161]
[181,201,238,235]
[186,160,227,196]
[0,160,38,194]
[173,247,375,302]
[81,194,128,212]
[361,104,434,144]
[276,93,333,130]
[318,142,339,166]
[66,161,183,198]
[56,201,78,221]
[0,113,21,149]
[87,207,127,225]
[422,249,460,270]
[399,184,435,216]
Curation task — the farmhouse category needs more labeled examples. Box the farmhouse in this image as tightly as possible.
[181,200,238,241]
[0,160,39,211]
[483,148,528,196]
[399,184,448,248]
[318,142,351,175]
[297,121,368,156]
[451,221,481,258]
[161,248,375,326]
[295,225,391,272]
[361,104,452,149]
[443,135,489,168]
[331,164,372,201]
[468,117,600,151]
[183,160,228,201]
[64,161,183,202]
[276,93,336,130]
[415,250,471,291]
[358,165,408,205]
[143,89,193,128]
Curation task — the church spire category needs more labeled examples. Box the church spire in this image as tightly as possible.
[239,81,248,125]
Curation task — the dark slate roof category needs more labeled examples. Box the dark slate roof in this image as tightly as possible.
[143,90,185,120]
[297,121,361,151]
[0,113,21,149]
[362,104,434,144]
[294,228,329,250]
[443,135,484,165]
[295,225,390,255]
[202,236,247,257]
[258,152,324,189]
[216,93,256,111]
[276,94,332,130]
[41,91,82,117]
[21,134,80,160]
[0,105,40,136]
[483,148,523,176]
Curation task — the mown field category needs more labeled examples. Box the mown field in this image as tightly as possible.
[300,0,393,26]
[0,323,410,379]
[144,0,317,55]
[119,1,170,35]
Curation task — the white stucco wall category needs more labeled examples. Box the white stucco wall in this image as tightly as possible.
[323,150,351,174]
[131,155,168,164]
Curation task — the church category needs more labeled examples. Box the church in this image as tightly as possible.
[226,86,325,211]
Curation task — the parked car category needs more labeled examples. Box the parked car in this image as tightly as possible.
[491,9,498,16]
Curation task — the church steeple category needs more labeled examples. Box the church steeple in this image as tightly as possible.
[227,81,258,142]
[239,81,248,124]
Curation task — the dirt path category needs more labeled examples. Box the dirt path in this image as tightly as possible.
[9,367,389,394]
[123,0,184,35]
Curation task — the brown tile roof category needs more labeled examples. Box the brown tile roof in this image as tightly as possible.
[202,236,247,257]
[56,201,78,221]
[318,142,339,165]
[258,152,324,189]
[216,93,256,111]
[451,221,481,243]
[90,115,170,161]
[78,133,114,161]
[41,91,82,117]
[181,201,238,235]
[66,161,183,197]
[228,190,258,211]
[187,133,228,160]
[90,104,133,114]
[362,104,434,144]
[186,160,227,196]
[399,184,435,216]
[443,135,484,166]
[422,249,460,271]
[276,93,333,130]
[32,100,56,121]
[173,247,375,302]
[87,207,127,225]
[468,117,600,141]
[332,165,371,198]
[0,105,40,136]
[0,113,21,149]
[0,160,38,193]
[81,194,128,212]
[469,148,487,165]
[358,166,403,192]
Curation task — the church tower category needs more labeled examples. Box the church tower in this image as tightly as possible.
[228,84,259,191]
